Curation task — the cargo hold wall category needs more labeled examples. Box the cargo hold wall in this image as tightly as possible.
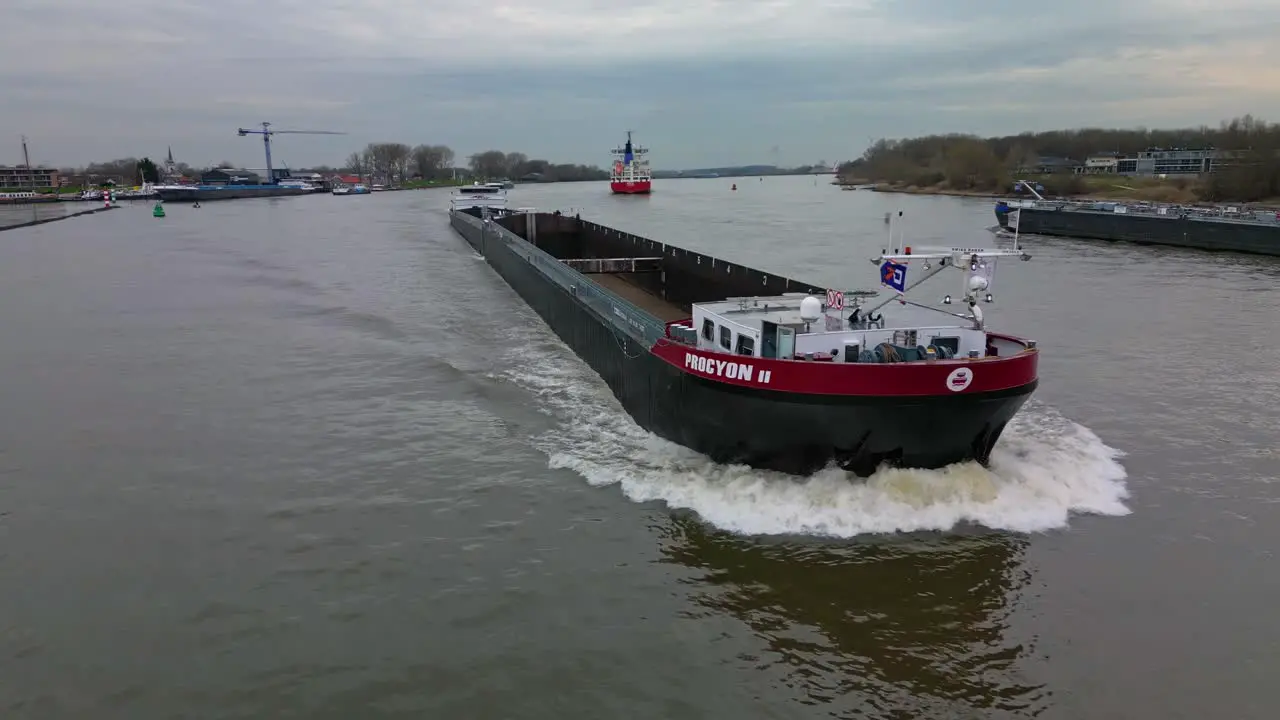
[498,213,827,312]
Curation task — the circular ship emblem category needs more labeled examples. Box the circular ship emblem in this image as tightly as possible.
[946,367,974,392]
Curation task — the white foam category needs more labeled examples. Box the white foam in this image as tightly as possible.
[497,327,1130,538]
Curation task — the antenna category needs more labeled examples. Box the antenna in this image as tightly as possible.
[884,210,905,255]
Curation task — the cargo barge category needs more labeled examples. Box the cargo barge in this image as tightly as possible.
[154,182,319,202]
[451,205,1039,476]
[994,196,1280,257]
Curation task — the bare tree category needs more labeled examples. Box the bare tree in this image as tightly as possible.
[468,150,508,180]
[411,144,456,180]
[503,152,528,178]
[386,142,411,184]
[345,151,367,179]
[437,146,455,175]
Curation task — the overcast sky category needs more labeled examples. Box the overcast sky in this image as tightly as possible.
[3,0,1278,170]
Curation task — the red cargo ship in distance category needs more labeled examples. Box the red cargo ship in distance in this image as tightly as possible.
[610,131,651,194]
[448,206,1038,477]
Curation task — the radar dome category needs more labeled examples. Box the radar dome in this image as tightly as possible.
[799,296,823,322]
[968,275,989,292]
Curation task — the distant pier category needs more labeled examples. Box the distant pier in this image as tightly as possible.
[0,205,118,232]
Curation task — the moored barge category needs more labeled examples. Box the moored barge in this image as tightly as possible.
[450,206,1039,476]
[155,182,319,203]
[994,181,1280,256]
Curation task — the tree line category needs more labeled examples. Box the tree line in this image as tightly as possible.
[43,157,168,186]
[53,143,610,188]
[343,143,454,184]
[461,150,608,182]
[839,114,1280,202]
[341,144,608,184]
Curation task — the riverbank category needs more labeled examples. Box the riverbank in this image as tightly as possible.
[0,205,117,232]
[398,179,467,190]
[839,176,1280,206]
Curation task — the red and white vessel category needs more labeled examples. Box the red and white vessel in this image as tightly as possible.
[610,131,652,194]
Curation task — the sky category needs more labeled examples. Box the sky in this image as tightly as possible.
[3,0,1279,170]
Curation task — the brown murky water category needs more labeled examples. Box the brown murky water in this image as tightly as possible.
[1,178,1275,718]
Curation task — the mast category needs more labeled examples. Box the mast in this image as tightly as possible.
[611,131,648,162]
[865,244,1031,330]
[1014,179,1045,201]
[20,135,31,190]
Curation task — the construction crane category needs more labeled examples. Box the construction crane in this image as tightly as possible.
[236,122,345,184]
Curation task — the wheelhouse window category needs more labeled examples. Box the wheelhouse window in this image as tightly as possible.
[719,325,732,350]
[701,318,715,341]
[735,335,755,356]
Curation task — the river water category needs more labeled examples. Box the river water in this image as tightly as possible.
[0,201,81,228]
[0,198,155,230]
[0,176,1275,719]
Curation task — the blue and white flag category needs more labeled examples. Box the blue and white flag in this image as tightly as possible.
[880,260,907,293]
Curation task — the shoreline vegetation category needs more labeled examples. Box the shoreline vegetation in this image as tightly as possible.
[345,145,611,185]
[15,142,836,195]
[835,115,1280,206]
[9,143,613,195]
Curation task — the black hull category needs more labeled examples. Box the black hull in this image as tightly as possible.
[155,187,316,202]
[450,211,1034,476]
[646,369,1033,476]
[1012,207,1280,256]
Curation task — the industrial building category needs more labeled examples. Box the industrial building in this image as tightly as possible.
[1078,148,1221,176]
[200,168,262,185]
[0,165,60,189]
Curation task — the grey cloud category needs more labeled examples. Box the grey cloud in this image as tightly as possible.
[3,1,1277,168]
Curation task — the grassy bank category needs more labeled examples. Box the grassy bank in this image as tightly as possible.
[400,179,467,189]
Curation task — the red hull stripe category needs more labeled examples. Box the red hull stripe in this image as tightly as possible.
[611,181,652,194]
[648,338,1038,397]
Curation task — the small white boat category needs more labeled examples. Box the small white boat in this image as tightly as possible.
[332,183,370,196]
[276,179,318,192]
[450,183,508,212]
